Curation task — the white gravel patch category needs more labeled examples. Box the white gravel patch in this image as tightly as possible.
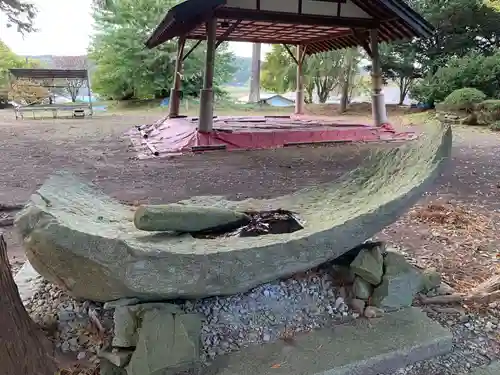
[183,268,354,362]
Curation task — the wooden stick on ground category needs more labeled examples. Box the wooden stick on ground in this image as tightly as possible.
[0,233,58,375]
[421,274,500,305]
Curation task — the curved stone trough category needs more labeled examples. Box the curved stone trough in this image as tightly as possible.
[15,125,452,302]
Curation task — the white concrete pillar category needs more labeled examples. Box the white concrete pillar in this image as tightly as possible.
[198,19,217,133]
[295,45,305,115]
[370,29,388,126]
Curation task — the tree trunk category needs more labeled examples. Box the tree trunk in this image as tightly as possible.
[340,55,353,113]
[340,77,350,113]
[398,78,406,106]
[0,234,58,375]
[249,43,261,103]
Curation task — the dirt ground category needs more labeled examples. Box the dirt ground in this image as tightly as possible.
[1,108,499,294]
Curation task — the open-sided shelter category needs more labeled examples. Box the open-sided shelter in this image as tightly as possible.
[9,68,93,119]
[134,0,433,157]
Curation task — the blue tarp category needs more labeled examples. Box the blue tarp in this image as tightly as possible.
[160,97,170,107]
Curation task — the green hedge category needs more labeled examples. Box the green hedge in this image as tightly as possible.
[442,88,486,113]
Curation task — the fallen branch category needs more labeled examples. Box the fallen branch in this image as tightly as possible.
[421,274,500,305]
[421,290,500,305]
[472,274,500,294]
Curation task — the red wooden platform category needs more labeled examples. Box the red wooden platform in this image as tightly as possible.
[127,115,417,159]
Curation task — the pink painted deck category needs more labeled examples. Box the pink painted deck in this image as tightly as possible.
[127,115,417,159]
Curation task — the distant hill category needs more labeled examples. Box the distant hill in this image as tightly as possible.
[23,55,96,72]
[23,55,57,67]
[230,56,252,86]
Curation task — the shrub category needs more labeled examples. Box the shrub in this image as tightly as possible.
[476,100,500,123]
[411,51,500,105]
[442,88,486,113]
[489,121,500,131]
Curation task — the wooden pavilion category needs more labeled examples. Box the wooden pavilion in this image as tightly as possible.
[146,0,432,133]
[8,68,93,119]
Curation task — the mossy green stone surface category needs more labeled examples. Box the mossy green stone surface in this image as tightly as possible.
[125,310,201,375]
[372,250,423,310]
[133,204,250,232]
[15,125,452,301]
[350,247,384,285]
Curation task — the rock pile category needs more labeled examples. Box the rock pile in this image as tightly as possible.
[100,300,202,375]
[333,242,442,317]
[15,240,445,375]
[100,267,355,374]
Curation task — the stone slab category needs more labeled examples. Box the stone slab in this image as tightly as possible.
[126,309,200,375]
[133,204,249,232]
[207,308,453,375]
[14,260,44,305]
[469,362,500,375]
[15,125,452,301]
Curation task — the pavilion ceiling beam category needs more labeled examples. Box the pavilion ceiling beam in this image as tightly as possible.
[215,20,242,49]
[215,8,379,29]
[282,44,299,65]
[352,29,372,58]
[283,44,308,65]
[182,40,202,62]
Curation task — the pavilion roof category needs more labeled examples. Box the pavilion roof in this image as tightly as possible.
[9,69,88,80]
[145,0,433,55]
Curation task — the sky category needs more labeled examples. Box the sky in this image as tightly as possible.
[0,0,270,58]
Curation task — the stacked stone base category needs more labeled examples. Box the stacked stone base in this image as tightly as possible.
[98,242,445,375]
[332,242,441,317]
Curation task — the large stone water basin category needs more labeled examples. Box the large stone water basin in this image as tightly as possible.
[15,125,452,302]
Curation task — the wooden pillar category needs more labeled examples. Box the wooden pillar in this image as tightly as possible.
[295,45,305,115]
[198,19,217,133]
[169,36,186,118]
[370,29,388,126]
[249,43,261,103]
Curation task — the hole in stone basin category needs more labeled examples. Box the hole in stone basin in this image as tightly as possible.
[192,209,304,239]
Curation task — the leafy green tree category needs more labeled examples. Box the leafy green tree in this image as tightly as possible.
[370,0,500,105]
[411,0,500,74]
[231,56,252,85]
[369,43,421,105]
[0,0,36,33]
[411,51,500,104]
[0,40,47,105]
[89,0,236,100]
[261,45,359,104]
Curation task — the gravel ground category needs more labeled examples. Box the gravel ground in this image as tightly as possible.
[184,268,354,362]
[3,111,500,373]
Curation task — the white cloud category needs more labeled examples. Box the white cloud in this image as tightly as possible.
[1,0,94,55]
[0,0,272,58]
